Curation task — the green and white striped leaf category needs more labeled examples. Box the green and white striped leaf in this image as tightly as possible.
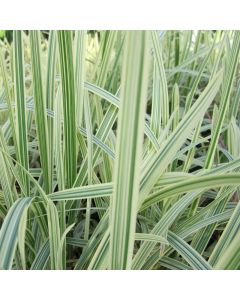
[109,31,150,269]
[0,197,34,270]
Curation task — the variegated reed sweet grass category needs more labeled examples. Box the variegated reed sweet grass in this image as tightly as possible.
[0,30,240,270]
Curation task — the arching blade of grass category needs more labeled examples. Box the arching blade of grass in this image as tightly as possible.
[167,231,212,270]
[109,31,150,270]
[177,209,233,239]
[48,182,112,201]
[0,197,34,270]
[141,173,240,211]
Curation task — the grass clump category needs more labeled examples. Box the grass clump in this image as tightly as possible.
[0,30,240,270]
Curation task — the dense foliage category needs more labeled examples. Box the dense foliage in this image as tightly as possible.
[0,30,240,270]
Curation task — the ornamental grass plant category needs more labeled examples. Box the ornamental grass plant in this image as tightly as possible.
[0,30,240,270]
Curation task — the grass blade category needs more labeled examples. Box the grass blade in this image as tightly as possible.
[109,31,150,269]
[57,30,77,188]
